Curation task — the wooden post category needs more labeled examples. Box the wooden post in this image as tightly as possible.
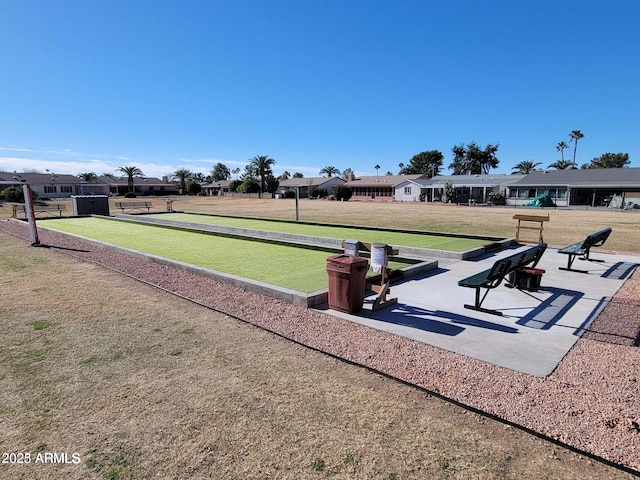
[22,184,40,245]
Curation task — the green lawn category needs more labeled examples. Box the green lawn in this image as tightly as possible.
[149,213,493,252]
[41,217,413,293]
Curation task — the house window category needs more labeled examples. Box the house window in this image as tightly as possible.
[44,186,57,194]
[404,186,412,195]
[60,186,72,193]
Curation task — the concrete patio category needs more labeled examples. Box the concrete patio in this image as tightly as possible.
[319,245,639,377]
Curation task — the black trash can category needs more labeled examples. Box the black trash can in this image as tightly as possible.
[326,254,369,313]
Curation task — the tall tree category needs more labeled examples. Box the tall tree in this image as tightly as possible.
[248,155,276,198]
[232,167,241,179]
[77,172,97,182]
[449,142,499,175]
[569,130,584,164]
[264,174,280,198]
[374,164,381,175]
[511,160,541,174]
[341,168,354,181]
[556,141,569,162]
[319,166,341,177]
[293,172,304,178]
[172,168,193,193]
[116,166,144,193]
[583,153,630,169]
[278,171,291,180]
[548,159,577,170]
[211,163,230,182]
[400,150,444,177]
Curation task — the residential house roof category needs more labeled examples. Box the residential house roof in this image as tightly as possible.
[279,176,345,188]
[345,174,426,188]
[429,174,524,188]
[511,168,640,188]
[96,175,173,187]
[202,180,232,189]
[0,171,80,184]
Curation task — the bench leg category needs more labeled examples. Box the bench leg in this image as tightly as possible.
[559,254,589,273]
[463,288,504,316]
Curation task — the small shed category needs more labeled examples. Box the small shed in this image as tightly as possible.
[71,195,110,216]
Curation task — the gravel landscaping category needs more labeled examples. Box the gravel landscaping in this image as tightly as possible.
[2,218,639,474]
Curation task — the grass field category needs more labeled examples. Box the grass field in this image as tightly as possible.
[40,216,414,293]
[2,195,639,253]
[169,196,640,254]
[147,212,493,252]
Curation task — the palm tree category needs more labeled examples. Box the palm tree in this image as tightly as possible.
[116,166,144,193]
[279,171,291,180]
[172,168,192,193]
[511,160,541,174]
[374,164,381,175]
[232,167,241,180]
[77,172,97,182]
[556,141,569,162]
[548,159,576,170]
[569,130,584,164]
[248,155,276,198]
[319,166,340,177]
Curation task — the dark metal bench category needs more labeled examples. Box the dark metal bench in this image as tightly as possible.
[558,227,612,273]
[458,243,547,316]
[114,201,152,213]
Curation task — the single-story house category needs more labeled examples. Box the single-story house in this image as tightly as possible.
[202,180,232,196]
[0,171,178,198]
[508,168,640,207]
[0,172,91,198]
[277,176,345,198]
[345,174,426,201]
[97,175,178,196]
[422,174,524,204]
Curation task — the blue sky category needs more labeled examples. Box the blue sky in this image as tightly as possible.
[1,0,639,179]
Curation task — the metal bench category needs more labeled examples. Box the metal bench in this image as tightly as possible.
[11,203,67,218]
[114,201,152,213]
[558,227,612,273]
[458,243,547,316]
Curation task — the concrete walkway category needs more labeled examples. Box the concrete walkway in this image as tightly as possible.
[319,246,639,377]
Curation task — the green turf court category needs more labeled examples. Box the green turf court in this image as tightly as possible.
[145,213,494,252]
[41,217,415,293]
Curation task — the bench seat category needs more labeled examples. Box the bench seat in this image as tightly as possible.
[115,201,152,213]
[558,227,612,273]
[458,243,547,316]
[12,204,66,218]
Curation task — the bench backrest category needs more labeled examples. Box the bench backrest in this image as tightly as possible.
[486,257,514,283]
[512,243,547,270]
[581,228,612,250]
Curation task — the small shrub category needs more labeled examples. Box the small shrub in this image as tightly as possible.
[124,192,137,198]
[487,191,506,204]
[186,180,202,195]
[1,186,25,202]
[315,188,328,198]
[333,184,353,201]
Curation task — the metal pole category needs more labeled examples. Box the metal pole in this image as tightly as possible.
[295,186,299,222]
[22,184,40,245]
